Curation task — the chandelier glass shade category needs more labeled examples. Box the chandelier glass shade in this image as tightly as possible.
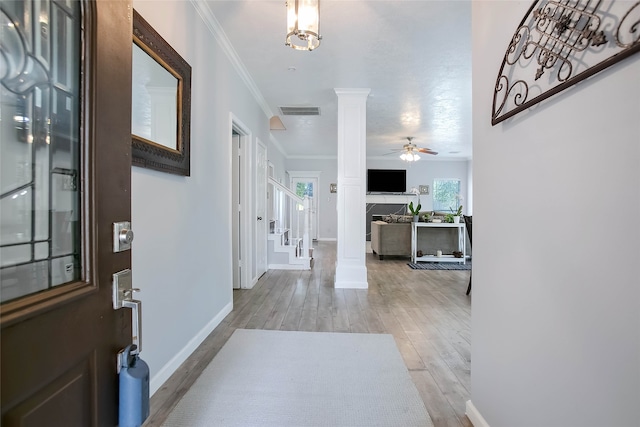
[286,0,321,51]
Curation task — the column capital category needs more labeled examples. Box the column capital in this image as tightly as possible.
[334,88,371,98]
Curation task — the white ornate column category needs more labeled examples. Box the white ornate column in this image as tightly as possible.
[334,88,370,289]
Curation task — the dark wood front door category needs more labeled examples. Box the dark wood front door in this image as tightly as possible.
[1,0,133,425]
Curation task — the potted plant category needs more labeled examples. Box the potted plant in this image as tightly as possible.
[408,201,421,222]
[450,205,463,223]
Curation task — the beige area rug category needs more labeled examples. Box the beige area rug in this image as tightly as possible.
[162,329,433,427]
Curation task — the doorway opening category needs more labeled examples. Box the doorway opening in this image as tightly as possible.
[288,171,320,241]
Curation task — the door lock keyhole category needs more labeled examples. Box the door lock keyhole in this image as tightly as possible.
[119,229,134,245]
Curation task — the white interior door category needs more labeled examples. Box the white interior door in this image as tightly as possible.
[231,132,241,289]
[290,175,319,241]
[231,117,254,290]
[255,140,267,279]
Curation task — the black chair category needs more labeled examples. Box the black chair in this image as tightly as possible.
[463,215,472,295]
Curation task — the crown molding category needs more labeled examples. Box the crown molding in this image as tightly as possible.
[367,155,472,162]
[287,155,338,160]
[190,0,273,119]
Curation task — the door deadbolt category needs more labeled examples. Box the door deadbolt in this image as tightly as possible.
[113,221,134,252]
[119,229,134,245]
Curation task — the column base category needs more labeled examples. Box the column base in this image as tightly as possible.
[334,263,368,289]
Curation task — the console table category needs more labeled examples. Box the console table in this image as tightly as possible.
[411,222,466,264]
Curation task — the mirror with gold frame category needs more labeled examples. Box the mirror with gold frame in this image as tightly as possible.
[132,10,191,176]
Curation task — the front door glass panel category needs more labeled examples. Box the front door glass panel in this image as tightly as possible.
[1,0,82,303]
[292,177,317,240]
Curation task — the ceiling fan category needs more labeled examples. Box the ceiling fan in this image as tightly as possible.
[388,137,438,161]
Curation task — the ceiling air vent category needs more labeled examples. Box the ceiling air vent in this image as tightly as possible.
[279,106,320,116]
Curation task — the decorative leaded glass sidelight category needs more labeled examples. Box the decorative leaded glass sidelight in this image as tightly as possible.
[1,0,82,302]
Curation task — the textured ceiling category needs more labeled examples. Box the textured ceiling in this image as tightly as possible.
[203,0,472,159]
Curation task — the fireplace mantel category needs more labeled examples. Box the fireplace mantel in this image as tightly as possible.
[366,194,415,204]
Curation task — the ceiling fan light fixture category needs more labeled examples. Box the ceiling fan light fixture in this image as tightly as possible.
[286,0,321,51]
[391,137,436,161]
[400,151,420,162]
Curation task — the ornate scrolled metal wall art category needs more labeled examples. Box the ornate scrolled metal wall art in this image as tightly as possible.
[492,0,640,125]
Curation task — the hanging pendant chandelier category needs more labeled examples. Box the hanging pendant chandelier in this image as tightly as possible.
[286,0,322,51]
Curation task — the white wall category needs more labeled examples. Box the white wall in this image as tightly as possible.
[471,2,640,427]
[267,136,287,183]
[131,0,271,394]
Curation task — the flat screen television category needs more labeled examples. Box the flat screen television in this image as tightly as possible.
[367,169,406,193]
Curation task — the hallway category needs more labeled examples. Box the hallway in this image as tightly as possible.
[145,241,472,427]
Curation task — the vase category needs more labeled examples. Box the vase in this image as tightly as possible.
[453,215,460,223]
[413,215,419,222]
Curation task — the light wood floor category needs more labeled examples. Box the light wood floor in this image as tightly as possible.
[144,241,472,427]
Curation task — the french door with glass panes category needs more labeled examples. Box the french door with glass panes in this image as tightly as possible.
[291,175,318,241]
[1,0,133,425]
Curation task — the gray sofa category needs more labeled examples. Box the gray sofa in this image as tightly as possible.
[370,221,411,259]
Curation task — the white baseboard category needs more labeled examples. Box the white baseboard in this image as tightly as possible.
[466,400,490,427]
[335,264,368,289]
[149,301,233,396]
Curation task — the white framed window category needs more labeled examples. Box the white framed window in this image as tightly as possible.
[433,179,461,213]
